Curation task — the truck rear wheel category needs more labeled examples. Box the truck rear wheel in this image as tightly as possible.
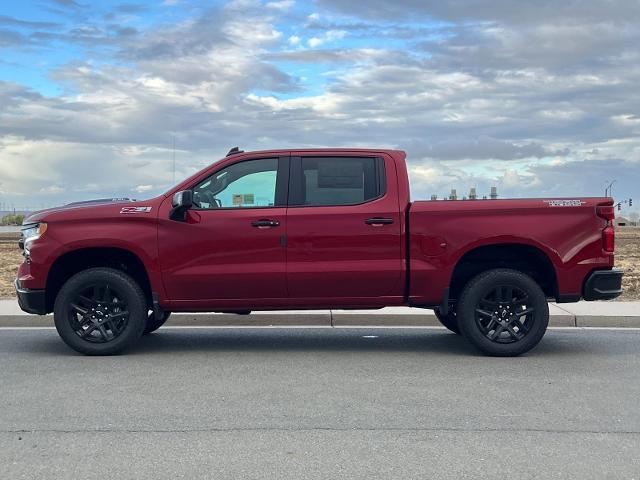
[434,307,460,334]
[53,268,147,355]
[457,269,549,357]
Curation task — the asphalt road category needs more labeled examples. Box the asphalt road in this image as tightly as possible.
[1,327,639,479]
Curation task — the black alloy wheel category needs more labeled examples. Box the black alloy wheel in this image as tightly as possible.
[457,269,549,357]
[474,285,534,343]
[54,268,147,355]
[67,284,130,343]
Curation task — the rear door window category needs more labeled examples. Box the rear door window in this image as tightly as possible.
[290,156,385,206]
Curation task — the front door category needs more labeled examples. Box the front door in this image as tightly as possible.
[285,154,404,305]
[158,156,289,308]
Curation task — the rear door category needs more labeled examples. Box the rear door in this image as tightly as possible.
[285,153,404,305]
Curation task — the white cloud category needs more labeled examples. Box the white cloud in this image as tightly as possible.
[266,0,294,10]
[307,30,347,47]
[501,169,523,188]
[39,185,65,194]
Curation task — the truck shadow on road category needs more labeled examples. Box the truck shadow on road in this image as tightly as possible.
[125,328,610,358]
[5,328,627,358]
[133,329,477,356]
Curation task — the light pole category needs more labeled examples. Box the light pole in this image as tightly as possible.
[605,180,616,197]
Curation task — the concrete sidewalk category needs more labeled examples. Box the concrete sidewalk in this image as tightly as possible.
[0,299,638,328]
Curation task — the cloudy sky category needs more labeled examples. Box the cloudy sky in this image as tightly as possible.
[0,0,638,212]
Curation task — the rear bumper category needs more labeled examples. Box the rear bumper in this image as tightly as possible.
[583,268,623,301]
[15,280,47,315]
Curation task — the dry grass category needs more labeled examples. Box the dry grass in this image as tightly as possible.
[1,229,639,300]
[0,233,23,298]
[616,227,640,300]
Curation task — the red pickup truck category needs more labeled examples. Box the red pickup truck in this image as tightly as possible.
[15,148,622,356]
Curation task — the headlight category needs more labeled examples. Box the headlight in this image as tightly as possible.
[20,222,48,255]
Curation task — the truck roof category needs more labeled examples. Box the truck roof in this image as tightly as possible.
[227,148,406,157]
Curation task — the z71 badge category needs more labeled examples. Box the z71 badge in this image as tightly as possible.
[543,199,586,207]
[120,206,152,214]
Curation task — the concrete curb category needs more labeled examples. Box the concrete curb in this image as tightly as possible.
[1,306,639,328]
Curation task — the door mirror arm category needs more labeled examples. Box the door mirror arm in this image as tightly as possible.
[170,190,194,222]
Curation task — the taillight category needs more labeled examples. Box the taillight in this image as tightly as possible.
[602,225,615,253]
[597,205,615,221]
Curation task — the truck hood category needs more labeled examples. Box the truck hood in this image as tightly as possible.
[23,198,152,224]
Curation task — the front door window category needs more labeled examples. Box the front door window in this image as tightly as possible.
[193,158,278,209]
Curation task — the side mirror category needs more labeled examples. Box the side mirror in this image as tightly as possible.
[172,190,193,208]
[170,190,193,221]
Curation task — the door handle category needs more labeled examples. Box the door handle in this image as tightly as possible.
[251,219,280,228]
[365,217,394,226]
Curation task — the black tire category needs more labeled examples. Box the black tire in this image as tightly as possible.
[457,268,549,357]
[144,311,171,335]
[434,307,460,334]
[53,268,147,355]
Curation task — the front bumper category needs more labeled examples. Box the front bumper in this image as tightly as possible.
[583,268,623,301]
[15,280,47,315]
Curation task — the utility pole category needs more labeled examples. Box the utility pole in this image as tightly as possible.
[172,135,176,185]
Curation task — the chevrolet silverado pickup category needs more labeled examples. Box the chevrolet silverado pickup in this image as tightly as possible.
[15,148,623,356]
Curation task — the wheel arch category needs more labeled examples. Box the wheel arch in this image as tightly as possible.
[45,247,153,313]
[448,241,559,302]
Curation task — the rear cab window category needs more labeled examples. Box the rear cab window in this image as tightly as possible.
[289,156,386,206]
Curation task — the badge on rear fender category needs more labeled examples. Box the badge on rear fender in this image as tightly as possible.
[543,199,585,207]
[120,206,152,214]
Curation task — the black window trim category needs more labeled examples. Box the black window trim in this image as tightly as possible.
[190,156,290,211]
[288,155,387,208]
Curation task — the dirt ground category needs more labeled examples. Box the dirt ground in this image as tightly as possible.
[1,229,639,300]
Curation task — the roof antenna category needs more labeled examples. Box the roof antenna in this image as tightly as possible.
[172,135,176,184]
[226,146,244,157]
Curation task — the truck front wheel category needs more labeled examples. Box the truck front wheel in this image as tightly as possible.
[53,268,147,355]
[457,269,549,357]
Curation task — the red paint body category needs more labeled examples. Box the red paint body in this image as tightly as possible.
[18,149,616,313]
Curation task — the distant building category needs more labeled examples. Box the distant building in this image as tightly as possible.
[429,187,498,201]
[615,216,630,227]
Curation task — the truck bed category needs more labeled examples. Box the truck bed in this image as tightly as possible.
[408,197,614,305]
